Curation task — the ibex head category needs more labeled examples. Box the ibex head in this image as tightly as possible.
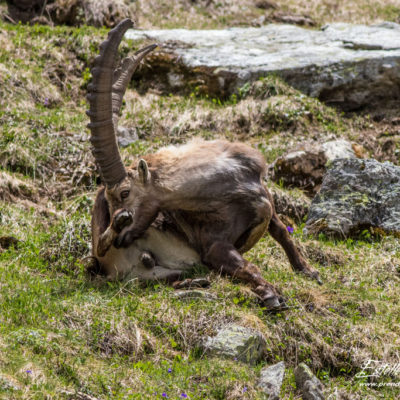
[86,19,156,217]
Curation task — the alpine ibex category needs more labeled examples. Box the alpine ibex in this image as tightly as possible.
[88,19,320,310]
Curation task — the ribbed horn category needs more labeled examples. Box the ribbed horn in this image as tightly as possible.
[112,44,157,126]
[86,19,133,188]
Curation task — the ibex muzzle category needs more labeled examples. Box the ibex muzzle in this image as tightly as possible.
[88,19,321,310]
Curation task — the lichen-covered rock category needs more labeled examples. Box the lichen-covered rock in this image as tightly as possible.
[258,361,285,399]
[304,158,400,237]
[270,140,356,195]
[204,324,266,364]
[126,23,400,109]
[294,363,325,400]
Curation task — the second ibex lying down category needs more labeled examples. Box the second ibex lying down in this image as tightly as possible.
[87,19,321,311]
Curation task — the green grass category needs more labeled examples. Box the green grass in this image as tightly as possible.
[1,206,399,398]
[0,16,399,400]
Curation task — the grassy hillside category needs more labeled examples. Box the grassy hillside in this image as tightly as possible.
[0,4,400,399]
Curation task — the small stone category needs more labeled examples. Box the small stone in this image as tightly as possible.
[258,361,285,399]
[270,140,356,195]
[270,148,327,195]
[294,363,325,400]
[172,289,217,301]
[204,324,266,364]
[302,380,325,400]
[172,278,211,289]
[321,139,355,162]
[117,126,138,148]
[0,374,20,391]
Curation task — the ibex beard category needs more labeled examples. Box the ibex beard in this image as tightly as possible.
[88,19,321,311]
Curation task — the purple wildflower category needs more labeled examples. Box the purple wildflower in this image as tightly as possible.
[181,394,188,398]
[162,393,168,398]
[167,367,172,373]
[243,386,248,393]
[287,226,294,234]
[44,98,49,106]
[26,370,32,374]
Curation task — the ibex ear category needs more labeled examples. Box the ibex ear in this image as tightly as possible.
[138,159,150,184]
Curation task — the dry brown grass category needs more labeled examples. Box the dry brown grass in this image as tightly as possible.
[134,0,400,29]
[281,0,400,26]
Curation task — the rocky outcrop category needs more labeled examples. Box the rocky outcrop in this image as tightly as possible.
[204,324,266,364]
[269,140,357,195]
[304,158,400,237]
[127,23,400,109]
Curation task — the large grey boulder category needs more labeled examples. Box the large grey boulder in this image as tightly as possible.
[258,361,285,399]
[294,363,325,400]
[126,23,400,109]
[204,324,266,364]
[304,158,400,237]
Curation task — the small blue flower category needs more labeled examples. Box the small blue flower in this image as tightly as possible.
[181,394,188,398]
[44,98,49,106]
[287,226,294,234]
[162,393,168,398]
[26,370,32,374]
[243,386,248,393]
[168,367,172,373]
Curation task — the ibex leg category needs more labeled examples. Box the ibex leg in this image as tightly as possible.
[203,241,286,310]
[267,213,321,284]
[97,209,133,257]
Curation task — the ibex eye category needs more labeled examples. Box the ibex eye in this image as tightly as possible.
[121,190,130,199]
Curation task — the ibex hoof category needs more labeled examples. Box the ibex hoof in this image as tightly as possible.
[140,252,156,269]
[303,269,322,285]
[113,210,133,233]
[262,295,288,312]
[254,285,287,311]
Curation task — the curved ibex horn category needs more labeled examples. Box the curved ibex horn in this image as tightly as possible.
[112,44,157,126]
[87,18,157,188]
